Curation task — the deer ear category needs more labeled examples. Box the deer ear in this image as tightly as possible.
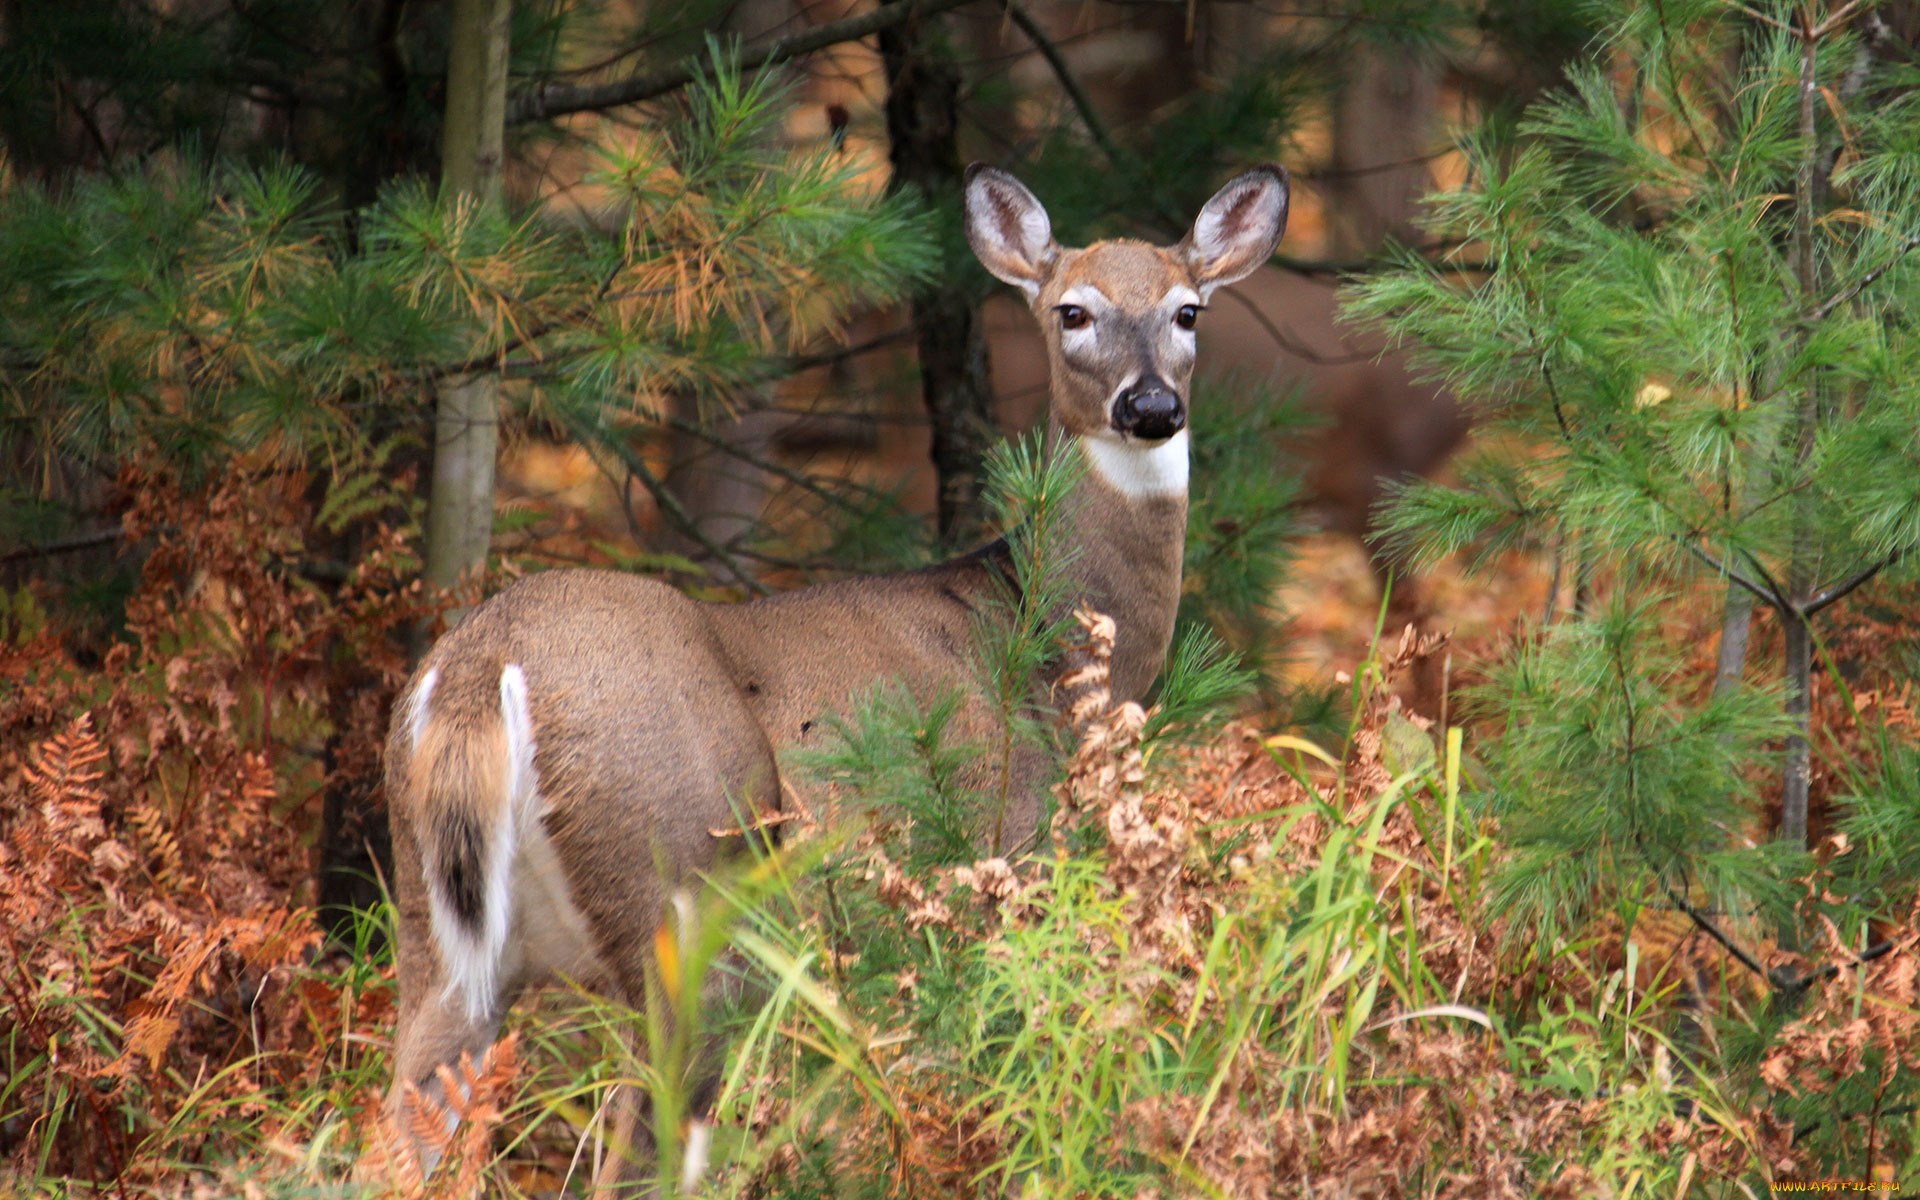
[1181,165,1289,298]
[964,164,1058,298]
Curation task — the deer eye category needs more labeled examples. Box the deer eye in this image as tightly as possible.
[1057,304,1091,331]
[1174,304,1201,331]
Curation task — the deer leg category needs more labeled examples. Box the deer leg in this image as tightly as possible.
[587,1011,716,1196]
[591,1067,659,1199]
[377,792,518,1177]
[588,929,759,1197]
[382,984,507,1173]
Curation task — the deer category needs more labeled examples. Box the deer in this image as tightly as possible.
[377,161,1290,1194]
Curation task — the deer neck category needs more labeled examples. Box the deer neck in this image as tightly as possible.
[1053,423,1190,703]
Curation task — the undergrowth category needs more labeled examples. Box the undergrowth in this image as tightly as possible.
[4,458,1919,1196]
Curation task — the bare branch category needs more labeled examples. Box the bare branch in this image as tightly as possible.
[1812,0,1865,40]
[1001,1,1133,172]
[0,528,124,566]
[1219,284,1378,365]
[580,417,773,596]
[1805,549,1904,616]
[1802,235,1920,324]
[1685,541,1789,612]
[1715,0,1792,32]
[508,0,982,125]
[652,412,881,517]
[1663,884,1772,982]
[1805,937,1896,984]
[1658,878,1897,1000]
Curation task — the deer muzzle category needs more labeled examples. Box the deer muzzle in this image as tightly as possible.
[1112,378,1186,441]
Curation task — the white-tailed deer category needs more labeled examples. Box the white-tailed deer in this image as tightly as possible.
[378,162,1289,1192]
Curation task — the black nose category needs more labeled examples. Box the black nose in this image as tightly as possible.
[1113,380,1186,440]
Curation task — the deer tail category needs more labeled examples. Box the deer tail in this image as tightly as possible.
[405,664,539,1022]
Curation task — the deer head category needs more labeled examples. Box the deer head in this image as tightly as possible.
[963,164,1290,454]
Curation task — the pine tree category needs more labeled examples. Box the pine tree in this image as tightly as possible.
[1353,0,1920,936]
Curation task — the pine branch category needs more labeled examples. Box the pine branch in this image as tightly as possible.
[1685,541,1789,613]
[1802,234,1920,324]
[507,0,982,125]
[1804,549,1904,617]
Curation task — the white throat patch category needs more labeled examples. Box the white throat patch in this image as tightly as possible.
[1081,430,1190,499]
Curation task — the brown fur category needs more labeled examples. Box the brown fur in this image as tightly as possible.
[378,164,1289,1193]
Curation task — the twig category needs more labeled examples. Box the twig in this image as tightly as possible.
[1812,0,1865,39]
[508,0,982,124]
[654,413,879,517]
[1716,0,1792,32]
[1000,1,1133,173]
[441,292,904,388]
[1652,0,1731,188]
[1663,884,1772,981]
[1219,285,1377,365]
[581,418,772,596]
[1661,882,1899,1000]
[1795,1098,1916,1141]
[1802,235,1920,324]
[1804,549,1903,617]
[1685,541,1789,613]
[725,545,874,574]
[778,327,915,374]
[1804,937,1897,984]
[417,263,632,383]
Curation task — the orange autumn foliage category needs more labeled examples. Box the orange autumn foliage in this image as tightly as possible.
[0,464,429,1188]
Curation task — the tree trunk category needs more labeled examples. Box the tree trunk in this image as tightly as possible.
[1330,46,1440,254]
[422,0,511,615]
[439,0,510,204]
[1778,25,1826,849]
[663,392,784,569]
[1713,585,1757,700]
[879,0,997,547]
[1780,606,1812,846]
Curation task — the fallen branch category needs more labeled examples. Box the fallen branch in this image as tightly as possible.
[0,528,123,565]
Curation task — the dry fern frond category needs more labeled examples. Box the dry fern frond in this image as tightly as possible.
[127,801,186,890]
[443,1034,520,1199]
[358,1034,521,1200]
[23,714,109,835]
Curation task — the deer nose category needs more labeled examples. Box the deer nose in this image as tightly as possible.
[1112,379,1185,441]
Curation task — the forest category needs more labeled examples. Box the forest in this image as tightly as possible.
[2,0,1919,1195]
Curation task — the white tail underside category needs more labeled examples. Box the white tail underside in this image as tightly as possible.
[426,663,541,1022]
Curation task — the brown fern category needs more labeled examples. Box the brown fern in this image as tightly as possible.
[359,1034,521,1200]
